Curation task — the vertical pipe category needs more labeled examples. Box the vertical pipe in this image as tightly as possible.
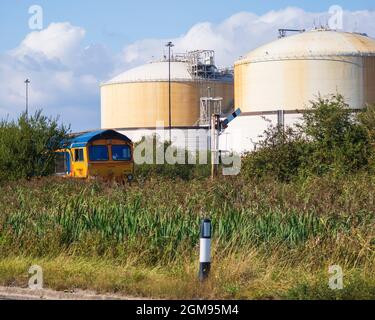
[215,114,220,168]
[165,41,174,142]
[211,114,216,179]
[277,110,285,131]
[211,114,220,179]
[199,219,212,281]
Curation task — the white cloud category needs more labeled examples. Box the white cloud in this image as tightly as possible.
[119,7,375,68]
[0,7,374,131]
[0,22,114,130]
[13,22,86,64]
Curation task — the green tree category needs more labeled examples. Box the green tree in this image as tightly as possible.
[242,124,308,182]
[301,95,371,176]
[0,111,70,182]
[242,95,373,181]
[358,104,375,143]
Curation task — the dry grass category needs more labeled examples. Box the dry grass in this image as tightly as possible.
[0,248,373,299]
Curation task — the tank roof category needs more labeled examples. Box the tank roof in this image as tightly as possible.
[103,61,194,85]
[236,30,375,65]
[103,58,233,86]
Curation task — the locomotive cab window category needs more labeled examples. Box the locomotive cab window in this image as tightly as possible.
[89,145,109,161]
[112,145,131,161]
[74,149,84,162]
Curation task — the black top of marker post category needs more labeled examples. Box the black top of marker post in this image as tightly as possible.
[200,219,212,239]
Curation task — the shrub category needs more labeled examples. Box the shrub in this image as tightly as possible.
[242,125,308,182]
[242,95,373,181]
[358,103,375,168]
[0,111,69,182]
[300,95,371,176]
[358,104,375,143]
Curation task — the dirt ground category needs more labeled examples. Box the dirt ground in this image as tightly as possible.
[0,286,146,300]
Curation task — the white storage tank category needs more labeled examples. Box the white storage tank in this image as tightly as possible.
[101,51,234,129]
[235,29,375,112]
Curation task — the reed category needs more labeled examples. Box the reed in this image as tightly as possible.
[0,175,373,299]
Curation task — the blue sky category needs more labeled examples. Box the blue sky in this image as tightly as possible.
[1,0,374,52]
[0,1,374,131]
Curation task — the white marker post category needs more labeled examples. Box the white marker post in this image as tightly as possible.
[199,219,212,281]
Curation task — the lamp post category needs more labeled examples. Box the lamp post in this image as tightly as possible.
[165,41,174,142]
[25,79,30,117]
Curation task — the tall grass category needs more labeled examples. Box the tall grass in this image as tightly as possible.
[0,176,373,267]
[0,175,374,298]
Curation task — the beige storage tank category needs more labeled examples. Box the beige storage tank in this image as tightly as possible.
[235,29,375,112]
[101,53,234,129]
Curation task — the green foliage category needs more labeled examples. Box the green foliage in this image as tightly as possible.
[242,95,373,181]
[0,174,374,265]
[0,173,374,299]
[242,125,308,182]
[301,95,371,176]
[0,111,69,182]
[285,272,375,300]
[358,104,375,143]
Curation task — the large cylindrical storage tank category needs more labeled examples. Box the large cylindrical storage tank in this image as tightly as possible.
[101,61,234,129]
[235,30,375,112]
